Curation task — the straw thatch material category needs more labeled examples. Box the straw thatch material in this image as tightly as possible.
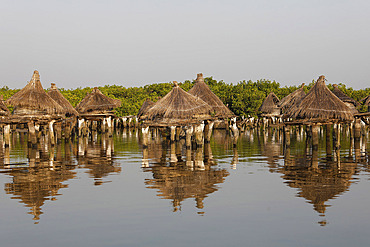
[48,83,79,117]
[331,84,359,114]
[258,92,280,116]
[278,84,306,114]
[142,82,213,124]
[6,71,65,116]
[76,87,121,114]
[288,76,354,121]
[137,99,155,119]
[0,95,10,116]
[188,73,234,118]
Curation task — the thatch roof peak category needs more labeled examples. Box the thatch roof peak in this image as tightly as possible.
[288,76,354,122]
[48,83,79,117]
[6,71,65,116]
[142,84,212,124]
[137,99,155,119]
[76,87,121,114]
[188,73,234,118]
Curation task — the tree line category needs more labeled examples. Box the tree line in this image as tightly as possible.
[1,77,369,117]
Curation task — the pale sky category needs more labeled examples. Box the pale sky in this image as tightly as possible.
[1,0,369,89]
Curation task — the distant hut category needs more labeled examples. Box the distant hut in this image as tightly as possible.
[288,76,354,122]
[142,82,213,125]
[188,73,234,118]
[76,87,121,115]
[278,84,306,114]
[6,71,65,116]
[258,92,280,117]
[0,95,10,116]
[331,84,359,114]
[137,99,155,119]
[48,83,78,117]
[361,95,370,112]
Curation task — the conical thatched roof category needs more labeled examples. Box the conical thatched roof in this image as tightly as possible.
[76,87,121,114]
[332,84,360,108]
[137,99,155,119]
[48,83,79,117]
[258,92,280,116]
[142,82,213,124]
[288,76,354,122]
[0,95,10,116]
[6,71,65,116]
[188,73,234,118]
[278,84,306,113]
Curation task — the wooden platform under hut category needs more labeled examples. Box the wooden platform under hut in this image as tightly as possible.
[278,84,306,114]
[331,84,359,114]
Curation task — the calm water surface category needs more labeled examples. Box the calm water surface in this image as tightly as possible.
[0,128,369,247]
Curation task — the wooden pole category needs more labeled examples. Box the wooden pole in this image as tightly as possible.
[27,121,37,148]
[49,120,56,146]
[4,124,10,147]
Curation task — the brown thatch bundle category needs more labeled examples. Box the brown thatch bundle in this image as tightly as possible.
[137,99,155,119]
[6,71,65,116]
[258,92,280,116]
[0,95,10,116]
[278,84,306,114]
[142,81,213,124]
[76,87,121,114]
[288,76,354,121]
[188,73,234,118]
[48,83,79,117]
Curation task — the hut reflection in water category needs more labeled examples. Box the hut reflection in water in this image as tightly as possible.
[140,134,229,213]
[0,140,76,223]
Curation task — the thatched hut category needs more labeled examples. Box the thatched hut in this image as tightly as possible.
[258,92,280,117]
[0,95,10,116]
[48,83,78,117]
[137,99,155,119]
[331,84,359,114]
[6,71,65,116]
[288,76,354,122]
[75,87,121,115]
[188,73,234,118]
[278,84,306,114]
[142,82,213,125]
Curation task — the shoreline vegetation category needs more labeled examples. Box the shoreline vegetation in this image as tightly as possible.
[1,77,369,117]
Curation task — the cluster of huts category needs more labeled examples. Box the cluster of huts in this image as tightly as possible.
[255,75,370,149]
[0,71,369,150]
[0,71,122,147]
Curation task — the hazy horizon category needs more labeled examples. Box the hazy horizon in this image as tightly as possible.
[2,0,369,90]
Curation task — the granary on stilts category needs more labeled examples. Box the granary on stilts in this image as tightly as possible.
[141,81,213,147]
[258,92,281,128]
[286,75,355,150]
[331,84,359,114]
[278,84,306,114]
[75,87,121,136]
[4,71,66,147]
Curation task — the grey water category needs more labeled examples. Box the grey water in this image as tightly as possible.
[0,128,369,247]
